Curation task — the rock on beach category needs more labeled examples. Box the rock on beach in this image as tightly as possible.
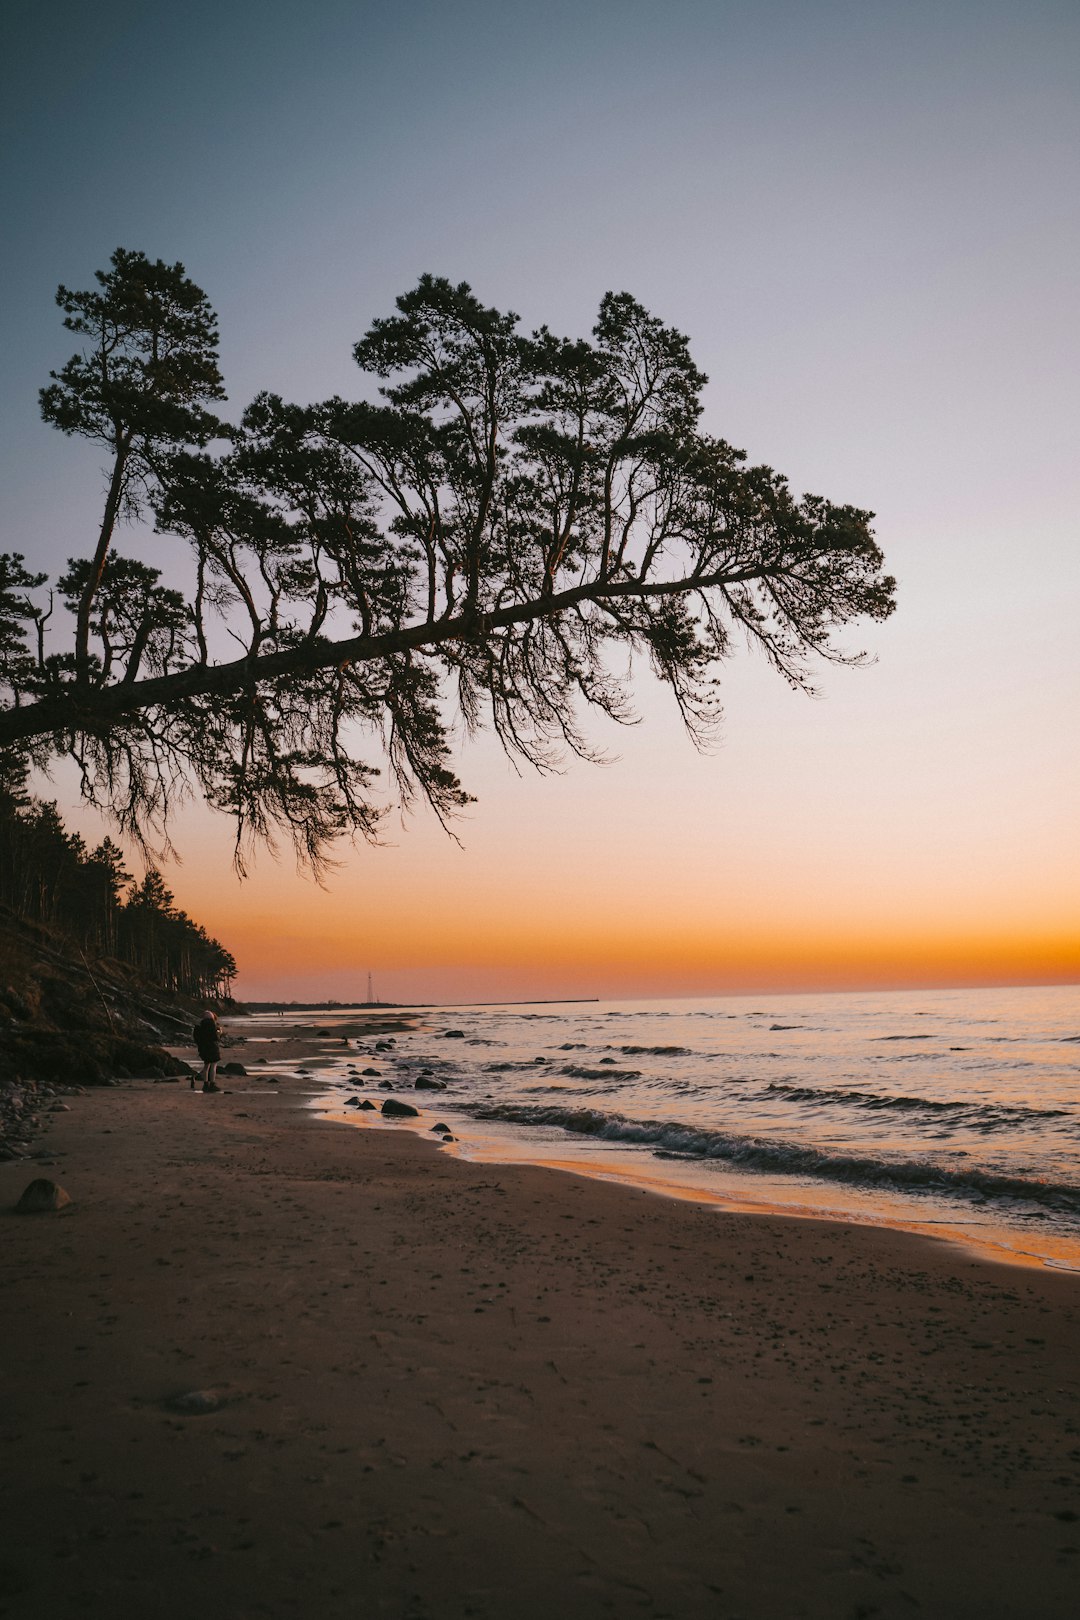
[15,1178,72,1213]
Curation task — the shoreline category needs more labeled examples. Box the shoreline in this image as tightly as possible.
[4,1032,1080,1616]
[272,1013,1080,1279]
[322,1099,1080,1279]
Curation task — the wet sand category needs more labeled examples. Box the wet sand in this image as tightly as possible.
[3,1032,1080,1619]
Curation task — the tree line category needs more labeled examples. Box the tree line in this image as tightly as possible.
[0,250,894,872]
[0,789,236,1001]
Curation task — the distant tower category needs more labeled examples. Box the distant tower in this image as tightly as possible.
[367,970,374,1006]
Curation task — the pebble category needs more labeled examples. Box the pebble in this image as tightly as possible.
[165,1388,231,1415]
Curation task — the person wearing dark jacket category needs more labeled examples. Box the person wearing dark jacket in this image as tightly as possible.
[193,1010,221,1093]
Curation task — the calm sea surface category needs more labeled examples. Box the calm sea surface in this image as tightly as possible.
[245,984,1080,1271]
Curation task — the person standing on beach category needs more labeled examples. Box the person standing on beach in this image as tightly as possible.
[193,1009,221,1093]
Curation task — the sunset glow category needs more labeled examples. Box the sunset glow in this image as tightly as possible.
[5,1,1077,1005]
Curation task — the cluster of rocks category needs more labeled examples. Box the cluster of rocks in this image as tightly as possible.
[0,1077,79,1163]
[340,1094,455,1140]
[333,1030,457,1140]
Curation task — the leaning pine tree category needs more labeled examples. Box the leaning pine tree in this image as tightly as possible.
[0,250,895,870]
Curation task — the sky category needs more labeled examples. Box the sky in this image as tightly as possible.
[2,0,1077,1002]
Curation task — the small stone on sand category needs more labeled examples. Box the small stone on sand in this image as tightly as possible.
[165,1388,232,1415]
[15,1178,72,1214]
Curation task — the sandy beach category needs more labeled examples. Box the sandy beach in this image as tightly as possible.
[4,1026,1080,1619]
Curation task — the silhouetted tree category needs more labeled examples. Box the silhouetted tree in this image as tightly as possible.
[1,251,896,871]
[0,793,234,998]
[81,837,131,954]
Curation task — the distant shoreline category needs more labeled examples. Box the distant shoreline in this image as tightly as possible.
[240,997,601,1012]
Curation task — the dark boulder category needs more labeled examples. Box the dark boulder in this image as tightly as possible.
[359,1099,377,1110]
[415,1076,446,1090]
[221,1061,246,1076]
[15,1178,71,1213]
[362,1067,381,1077]
[443,1029,465,1039]
[381,1098,419,1118]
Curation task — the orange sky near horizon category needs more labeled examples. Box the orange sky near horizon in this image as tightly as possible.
[214,901,1079,1004]
[80,633,1075,1005]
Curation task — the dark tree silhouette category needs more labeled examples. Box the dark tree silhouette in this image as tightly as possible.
[1,251,895,871]
[0,789,235,999]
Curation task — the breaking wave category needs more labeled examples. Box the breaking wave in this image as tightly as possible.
[470,1102,1080,1215]
[763,1082,1068,1127]
[560,1065,642,1081]
[484,1059,552,1072]
[615,1045,693,1057]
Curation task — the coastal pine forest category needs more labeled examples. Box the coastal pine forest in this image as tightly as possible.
[0,790,235,1002]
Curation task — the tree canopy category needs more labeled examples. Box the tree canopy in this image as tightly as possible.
[1,250,895,871]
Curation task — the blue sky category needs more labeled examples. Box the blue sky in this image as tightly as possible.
[2,0,1077,997]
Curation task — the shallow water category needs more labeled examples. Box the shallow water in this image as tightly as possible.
[243,984,1080,1270]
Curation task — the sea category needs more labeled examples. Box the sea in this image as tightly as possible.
[243,983,1080,1273]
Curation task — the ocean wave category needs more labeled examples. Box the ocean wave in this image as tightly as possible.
[874,1034,934,1041]
[560,1065,642,1081]
[868,1051,941,1062]
[763,1081,1068,1126]
[615,1045,693,1057]
[484,1059,552,1072]
[469,1102,1080,1214]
